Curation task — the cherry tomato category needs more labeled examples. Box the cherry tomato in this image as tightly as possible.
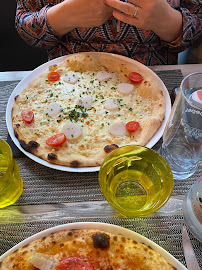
[46,133,66,147]
[126,121,140,132]
[47,71,60,81]
[128,72,143,83]
[21,110,34,124]
[55,256,94,270]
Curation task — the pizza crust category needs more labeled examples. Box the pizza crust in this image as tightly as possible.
[12,53,165,167]
[0,229,176,270]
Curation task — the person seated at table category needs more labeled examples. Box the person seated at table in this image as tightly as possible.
[15,0,201,66]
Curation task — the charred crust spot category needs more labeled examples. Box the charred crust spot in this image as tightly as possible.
[19,140,30,152]
[16,124,20,128]
[14,132,19,139]
[68,232,73,236]
[42,236,46,241]
[52,241,56,245]
[70,160,80,168]
[47,153,57,160]
[133,240,137,244]
[92,233,110,249]
[14,95,19,100]
[60,243,64,247]
[22,250,28,255]
[29,141,39,149]
[113,236,117,241]
[104,144,119,153]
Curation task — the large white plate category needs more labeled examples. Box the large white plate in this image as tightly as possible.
[6,52,171,172]
[0,222,186,269]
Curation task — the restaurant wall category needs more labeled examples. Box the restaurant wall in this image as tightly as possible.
[0,1,47,72]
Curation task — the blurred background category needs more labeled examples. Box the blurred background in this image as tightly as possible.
[0,1,47,72]
[0,1,201,71]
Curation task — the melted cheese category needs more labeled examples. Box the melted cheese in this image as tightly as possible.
[12,54,165,166]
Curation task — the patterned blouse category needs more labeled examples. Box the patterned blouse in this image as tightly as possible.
[15,0,202,66]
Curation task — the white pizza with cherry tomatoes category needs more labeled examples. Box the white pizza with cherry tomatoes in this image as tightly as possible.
[12,53,165,168]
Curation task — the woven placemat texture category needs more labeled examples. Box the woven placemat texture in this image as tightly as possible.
[0,71,201,206]
[1,215,202,268]
[0,72,202,268]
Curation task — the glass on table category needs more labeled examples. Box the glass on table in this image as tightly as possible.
[183,174,202,242]
[0,138,23,208]
[99,145,173,217]
[159,72,202,180]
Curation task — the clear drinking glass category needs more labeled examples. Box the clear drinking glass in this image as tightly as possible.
[183,174,202,242]
[159,72,202,180]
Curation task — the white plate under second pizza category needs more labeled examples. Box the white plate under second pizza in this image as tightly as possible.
[0,222,186,269]
[6,52,171,172]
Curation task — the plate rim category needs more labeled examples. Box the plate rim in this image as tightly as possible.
[0,221,186,270]
[6,52,171,173]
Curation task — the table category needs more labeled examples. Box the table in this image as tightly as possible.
[0,64,202,268]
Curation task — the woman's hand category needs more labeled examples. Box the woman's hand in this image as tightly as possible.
[105,0,183,42]
[47,0,114,36]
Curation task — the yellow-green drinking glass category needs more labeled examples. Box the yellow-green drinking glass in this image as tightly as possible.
[99,145,173,217]
[0,138,23,208]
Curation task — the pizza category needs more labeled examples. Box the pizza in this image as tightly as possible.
[0,228,176,270]
[12,52,165,168]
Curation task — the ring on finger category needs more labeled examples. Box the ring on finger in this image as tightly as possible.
[131,5,139,18]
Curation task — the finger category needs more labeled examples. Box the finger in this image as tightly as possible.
[112,10,144,31]
[106,0,135,16]
[113,10,140,25]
